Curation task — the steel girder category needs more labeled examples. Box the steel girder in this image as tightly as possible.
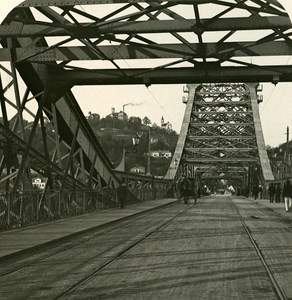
[0,62,116,192]
[0,8,119,193]
[0,17,290,37]
[0,0,288,192]
[166,83,274,186]
[0,0,291,84]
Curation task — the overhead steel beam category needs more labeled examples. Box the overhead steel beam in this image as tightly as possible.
[47,65,292,85]
[184,158,259,162]
[1,16,289,37]
[17,0,213,5]
[16,0,286,11]
[1,40,292,62]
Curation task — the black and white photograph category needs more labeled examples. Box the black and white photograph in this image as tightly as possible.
[0,0,292,299]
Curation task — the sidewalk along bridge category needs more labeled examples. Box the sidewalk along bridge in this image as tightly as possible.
[0,1,291,227]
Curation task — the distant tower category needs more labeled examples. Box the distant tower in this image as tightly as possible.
[166,83,274,190]
[161,116,164,127]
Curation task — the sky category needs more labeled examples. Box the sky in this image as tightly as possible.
[1,0,292,147]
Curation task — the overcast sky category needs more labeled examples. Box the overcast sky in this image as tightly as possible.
[1,1,292,147]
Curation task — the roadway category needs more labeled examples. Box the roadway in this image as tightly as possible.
[1,195,292,300]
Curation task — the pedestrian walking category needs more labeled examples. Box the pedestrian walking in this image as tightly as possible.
[253,184,259,200]
[117,179,127,209]
[282,180,292,212]
[258,184,263,199]
[176,175,183,204]
[268,183,275,203]
[180,174,189,205]
[193,182,198,205]
[275,183,281,203]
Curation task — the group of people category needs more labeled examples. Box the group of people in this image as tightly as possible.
[268,182,282,203]
[175,174,205,205]
[269,180,292,212]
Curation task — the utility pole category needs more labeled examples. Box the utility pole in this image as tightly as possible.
[286,126,290,168]
[147,127,151,176]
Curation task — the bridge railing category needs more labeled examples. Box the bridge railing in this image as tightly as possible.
[0,184,170,230]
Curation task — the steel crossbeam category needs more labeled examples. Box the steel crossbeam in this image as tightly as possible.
[0,0,291,83]
[0,16,290,37]
[41,66,292,85]
[2,41,292,62]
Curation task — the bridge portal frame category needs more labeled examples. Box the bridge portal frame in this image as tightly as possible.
[166,82,274,193]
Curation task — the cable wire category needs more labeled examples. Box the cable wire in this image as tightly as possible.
[146,87,180,129]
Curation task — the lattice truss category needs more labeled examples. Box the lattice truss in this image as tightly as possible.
[0,0,288,191]
[0,1,291,84]
[185,84,257,162]
[196,165,247,179]
[182,83,261,180]
[0,62,116,192]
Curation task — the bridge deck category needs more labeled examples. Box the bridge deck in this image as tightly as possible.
[0,198,175,259]
[1,196,292,300]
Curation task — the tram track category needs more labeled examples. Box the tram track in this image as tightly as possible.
[53,204,192,300]
[232,198,288,300]
[0,203,176,278]
[1,196,292,299]
[247,198,292,233]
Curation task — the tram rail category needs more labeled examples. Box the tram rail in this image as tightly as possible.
[232,197,289,300]
[54,204,191,300]
[0,203,178,278]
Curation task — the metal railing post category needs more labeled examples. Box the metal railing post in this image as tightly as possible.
[83,192,86,213]
[58,191,61,218]
[7,192,11,228]
[20,193,24,226]
[36,192,39,223]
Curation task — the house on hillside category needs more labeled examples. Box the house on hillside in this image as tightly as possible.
[161,116,172,132]
[130,165,146,174]
[150,150,172,158]
[32,178,47,190]
[108,108,128,121]
[87,112,100,121]
[160,150,172,158]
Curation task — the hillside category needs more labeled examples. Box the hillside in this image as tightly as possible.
[87,113,178,177]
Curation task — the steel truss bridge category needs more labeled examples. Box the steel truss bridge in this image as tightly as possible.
[0,0,291,226]
[166,82,274,193]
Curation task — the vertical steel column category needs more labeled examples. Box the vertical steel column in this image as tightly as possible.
[51,103,63,169]
[61,125,80,189]
[40,111,53,190]
[165,84,199,179]
[248,83,274,182]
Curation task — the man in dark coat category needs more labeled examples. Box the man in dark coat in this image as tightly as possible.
[117,179,127,209]
[283,180,292,212]
[275,183,281,203]
[268,183,275,203]
[181,175,190,205]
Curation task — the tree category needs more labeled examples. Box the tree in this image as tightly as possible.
[128,117,142,131]
[143,116,151,126]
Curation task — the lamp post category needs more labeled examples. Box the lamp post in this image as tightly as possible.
[286,126,290,167]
